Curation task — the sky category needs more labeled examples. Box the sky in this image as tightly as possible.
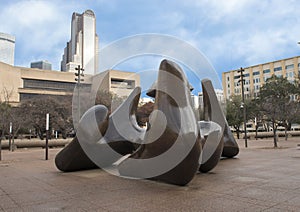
[1,0,300,94]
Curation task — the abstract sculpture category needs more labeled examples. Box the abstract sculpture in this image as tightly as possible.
[55,87,144,171]
[201,79,239,159]
[118,59,201,186]
[55,59,239,186]
[144,78,238,173]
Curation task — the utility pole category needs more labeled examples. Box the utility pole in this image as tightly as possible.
[75,65,84,122]
[238,67,248,148]
[45,113,49,160]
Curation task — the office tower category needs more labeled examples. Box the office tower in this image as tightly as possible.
[30,60,52,70]
[61,10,99,75]
[0,32,15,66]
[222,56,300,100]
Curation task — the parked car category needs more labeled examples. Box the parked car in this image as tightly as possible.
[291,123,300,131]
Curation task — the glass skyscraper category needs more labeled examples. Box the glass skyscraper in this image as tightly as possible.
[61,10,99,75]
[0,32,15,66]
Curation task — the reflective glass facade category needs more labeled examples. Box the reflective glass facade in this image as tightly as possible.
[0,32,15,65]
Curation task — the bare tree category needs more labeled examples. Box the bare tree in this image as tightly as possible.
[136,102,154,127]
[95,90,125,113]
[257,75,297,147]
[226,95,244,139]
[0,87,15,156]
[19,96,73,139]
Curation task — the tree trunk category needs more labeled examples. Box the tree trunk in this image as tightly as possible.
[272,121,278,148]
[12,127,20,151]
[255,126,258,140]
[12,137,15,152]
[0,130,4,161]
[285,125,288,141]
[0,138,1,161]
[266,122,270,132]
[36,128,44,140]
[235,127,240,139]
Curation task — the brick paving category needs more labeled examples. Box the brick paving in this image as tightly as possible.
[0,137,299,211]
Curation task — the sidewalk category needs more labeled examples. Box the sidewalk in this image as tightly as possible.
[0,137,299,211]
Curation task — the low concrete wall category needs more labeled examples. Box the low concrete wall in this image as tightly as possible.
[246,131,300,139]
[0,139,72,149]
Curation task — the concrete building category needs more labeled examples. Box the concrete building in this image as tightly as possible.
[198,89,225,111]
[30,60,52,70]
[191,94,200,109]
[0,62,140,106]
[91,69,140,97]
[61,10,99,75]
[0,32,15,66]
[222,56,300,100]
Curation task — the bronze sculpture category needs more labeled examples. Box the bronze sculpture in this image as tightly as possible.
[118,59,201,186]
[201,79,239,159]
[55,87,144,171]
[55,59,239,186]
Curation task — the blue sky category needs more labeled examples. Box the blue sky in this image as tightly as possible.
[1,0,300,94]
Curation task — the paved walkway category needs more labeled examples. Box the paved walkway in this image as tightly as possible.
[0,137,299,211]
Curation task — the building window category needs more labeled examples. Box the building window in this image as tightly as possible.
[253,78,260,84]
[234,75,240,79]
[253,71,260,76]
[244,73,250,77]
[111,78,135,89]
[22,78,82,91]
[263,69,270,74]
[286,72,294,78]
[235,88,240,94]
[274,67,282,72]
[285,64,294,70]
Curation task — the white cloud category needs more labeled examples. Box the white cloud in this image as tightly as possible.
[1,0,300,76]
[176,0,300,72]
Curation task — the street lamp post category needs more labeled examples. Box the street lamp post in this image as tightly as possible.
[238,67,248,148]
[9,122,12,151]
[75,65,84,123]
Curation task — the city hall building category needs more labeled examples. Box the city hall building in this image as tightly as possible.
[222,56,300,100]
[0,62,140,106]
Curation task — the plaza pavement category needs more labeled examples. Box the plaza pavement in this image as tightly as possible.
[0,137,299,211]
